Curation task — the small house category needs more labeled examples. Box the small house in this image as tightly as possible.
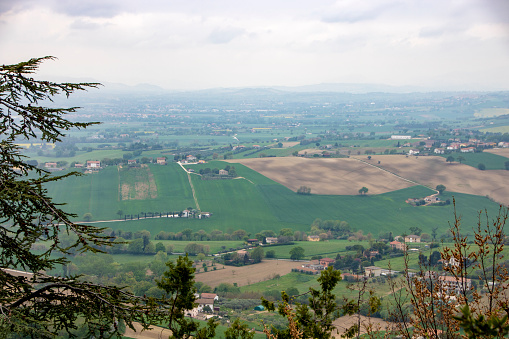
[364,266,382,277]
[218,169,228,176]
[156,157,166,165]
[86,160,101,169]
[45,162,57,168]
[200,293,218,301]
[307,235,320,242]
[405,235,421,243]
[319,258,335,268]
[265,237,278,244]
[390,241,406,251]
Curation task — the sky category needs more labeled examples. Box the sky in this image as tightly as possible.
[1,0,508,91]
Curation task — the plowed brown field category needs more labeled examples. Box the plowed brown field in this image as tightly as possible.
[229,157,416,195]
[194,259,304,288]
[229,155,509,205]
[365,154,509,206]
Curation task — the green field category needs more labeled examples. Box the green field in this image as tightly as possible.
[257,240,372,260]
[45,160,503,238]
[439,151,509,169]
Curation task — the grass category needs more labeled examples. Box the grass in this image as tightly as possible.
[262,240,370,260]
[439,152,509,170]
[44,159,503,238]
[155,240,246,253]
[45,163,196,221]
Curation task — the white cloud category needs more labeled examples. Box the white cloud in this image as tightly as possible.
[0,0,508,90]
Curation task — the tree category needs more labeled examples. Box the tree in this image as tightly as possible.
[505,161,509,170]
[297,186,311,195]
[436,184,446,195]
[0,57,158,337]
[457,155,466,164]
[358,186,368,195]
[82,212,93,222]
[116,209,124,218]
[262,266,375,339]
[388,204,509,339]
[478,163,486,170]
[224,318,255,339]
[228,166,237,177]
[446,155,455,164]
[409,226,422,236]
[251,247,264,263]
[289,246,305,261]
[156,255,217,339]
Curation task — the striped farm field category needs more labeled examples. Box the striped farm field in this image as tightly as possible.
[45,163,196,221]
[44,158,503,238]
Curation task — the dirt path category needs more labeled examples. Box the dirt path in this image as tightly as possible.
[177,162,201,211]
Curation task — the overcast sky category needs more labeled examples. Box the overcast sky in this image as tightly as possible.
[1,0,508,90]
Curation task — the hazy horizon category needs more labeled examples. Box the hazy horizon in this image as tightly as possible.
[1,0,508,91]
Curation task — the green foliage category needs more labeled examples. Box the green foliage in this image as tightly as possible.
[0,57,157,337]
[436,184,446,194]
[441,152,509,170]
[454,304,509,338]
[156,255,217,339]
[251,247,264,263]
[358,186,368,195]
[262,267,344,339]
[224,318,255,339]
[297,186,311,195]
[289,246,305,260]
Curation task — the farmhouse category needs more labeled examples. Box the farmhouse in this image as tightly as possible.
[86,160,101,169]
[156,157,166,165]
[405,235,421,243]
[45,162,57,168]
[265,237,278,244]
[218,169,228,176]
[198,212,211,219]
[390,241,406,251]
[434,148,445,154]
[302,260,325,271]
[460,147,475,153]
[408,149,420,155]
[200,293,218,301]
[425,196,440,203]
[319,258,335,268]
[307,235,320,242]
[421,273,472,295]
[364,266,382,277]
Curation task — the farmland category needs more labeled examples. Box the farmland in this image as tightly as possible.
[44,155,503,237]
[364,154,509,206]
[228,157,416,195]
[437,151,509,170]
